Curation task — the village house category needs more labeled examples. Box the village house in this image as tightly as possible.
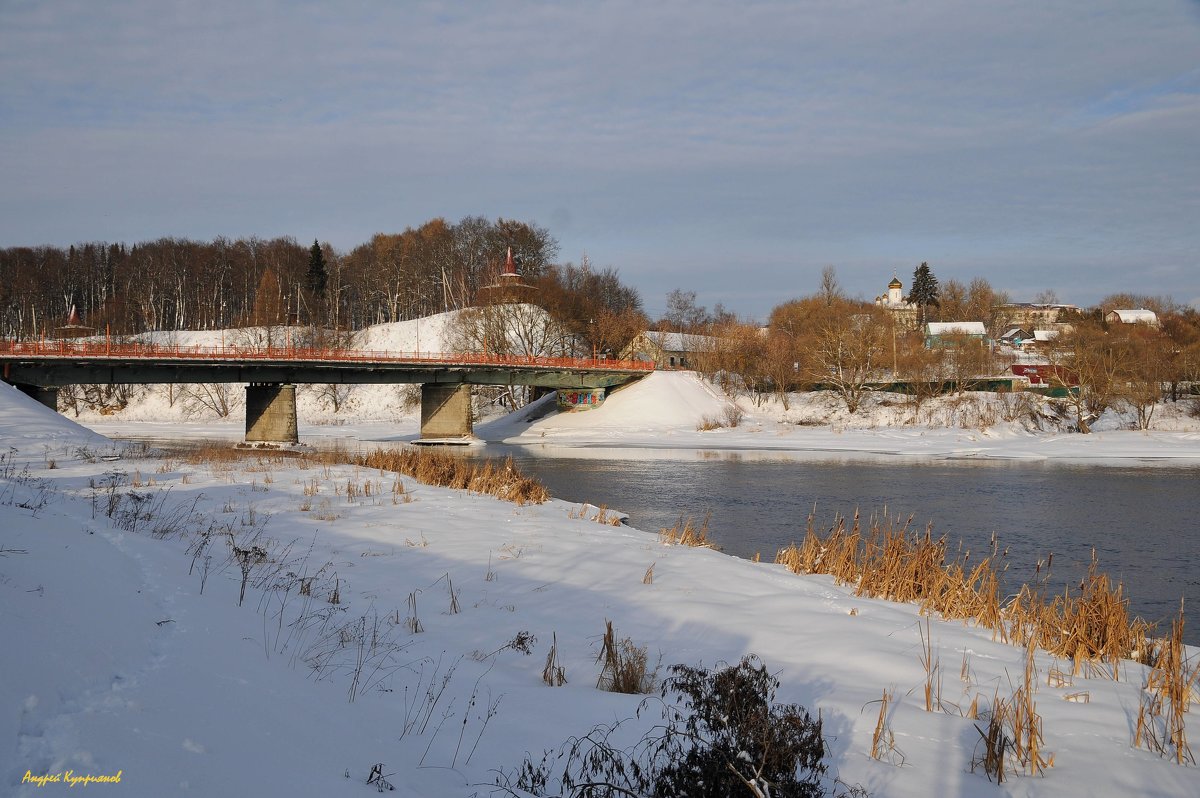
[998,327,1033,347]
[994,302,1079,329]
[1105,308,1159,326]
[622,330,718,369]
[924,321,988,348]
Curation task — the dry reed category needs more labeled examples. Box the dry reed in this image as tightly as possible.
[972,646,1053,782]
[542,632,567,687]
[176,443,548,505]
[1136,601,1197,765]
[775,509,1164,677]
[355,449,548,505]
[595,619,655,694]
[870,688,903,765]
[659,513,717,549]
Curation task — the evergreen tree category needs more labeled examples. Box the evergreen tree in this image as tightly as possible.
[306,239,328,298]
[908,261,940,326]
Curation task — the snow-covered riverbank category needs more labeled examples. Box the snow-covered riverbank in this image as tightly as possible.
[4,374,1199,796]
[59,316,1200,464]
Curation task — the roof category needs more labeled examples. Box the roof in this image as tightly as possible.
[1107,308,1158,324]
[926,321,987,336]
[641,331,718,353]
[888,276,903,289]
[999,327,1029,340]
[1033,329,1059,342]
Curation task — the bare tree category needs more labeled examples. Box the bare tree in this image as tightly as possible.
[1045,321,1123,433]
[803,303,889,413]
[818,266,843,306]
[178,382,239,419]
[1118,327,1172,429]
[448,303,572,408]
[662,289,711,333]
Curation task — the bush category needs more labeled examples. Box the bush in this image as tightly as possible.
[498,655,846,798]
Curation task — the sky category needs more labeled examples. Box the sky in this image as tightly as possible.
[2,1,1198,321]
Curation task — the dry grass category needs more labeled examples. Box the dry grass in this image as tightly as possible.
[870,688,904,765]
[542,632,567,687]
[174,443,548,505]
[696,404,745,431]
[919,617,943,713]
[569,503,622,526]
[972,646,1053,782]
[659,513,717,549]
[595,620,656,694]
[1004,550,1152,677]
[1009,644,1053,776]
[354,449,548,505]
[775,509,1162,677]
[1136,601,1197,764]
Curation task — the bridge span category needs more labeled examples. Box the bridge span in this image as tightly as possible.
[0,339,652,442]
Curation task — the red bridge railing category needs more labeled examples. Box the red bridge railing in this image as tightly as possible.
[0,338,655,373]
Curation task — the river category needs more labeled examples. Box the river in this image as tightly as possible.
[463,445,1200,644]
[118,431,1200,645]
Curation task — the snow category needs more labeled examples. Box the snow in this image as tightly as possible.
[925,322,987,336]
[4,322,1200,796]
[479,371,1200,465]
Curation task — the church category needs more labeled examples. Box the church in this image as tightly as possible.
[874,276,920,329]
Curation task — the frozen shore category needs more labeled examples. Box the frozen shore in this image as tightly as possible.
[3,375,1199,797]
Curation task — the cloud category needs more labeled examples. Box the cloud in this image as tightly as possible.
[1,0,1197,316]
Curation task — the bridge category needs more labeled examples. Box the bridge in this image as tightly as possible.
[0,339,652,443]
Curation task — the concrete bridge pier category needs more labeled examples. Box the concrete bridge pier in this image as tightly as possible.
[245,383,299,443]
[13,384,59,411]
[420,384,473,440]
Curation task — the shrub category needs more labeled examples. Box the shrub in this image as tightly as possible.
[497,655,845,798]
[656,656,828,798]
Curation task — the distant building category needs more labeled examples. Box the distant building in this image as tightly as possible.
[55,304,94,339]
[874,276,919,329]
[477,247,536,304]
[995,303,1079,329]
[925,321,988,348]
[1105,308,1159,326]
[622,330,718,369]
[998,327,1032,347]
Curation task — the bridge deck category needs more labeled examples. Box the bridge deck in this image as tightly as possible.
[0,339,653,389]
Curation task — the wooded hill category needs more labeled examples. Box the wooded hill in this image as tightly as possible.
[0,216,644,345]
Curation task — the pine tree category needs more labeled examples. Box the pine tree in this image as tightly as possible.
[306,239,328,298]
[908,262,940,326]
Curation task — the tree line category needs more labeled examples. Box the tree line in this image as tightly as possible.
[685,265,1200,430]
[0,217,647,349]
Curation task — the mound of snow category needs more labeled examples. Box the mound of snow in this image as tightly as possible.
[0,382,112,452]
[478,371,730,441]
[351,309,464,354]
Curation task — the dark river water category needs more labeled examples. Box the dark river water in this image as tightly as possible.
[463,445,1200,644]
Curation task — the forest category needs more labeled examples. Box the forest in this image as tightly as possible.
[0,216,642,351]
